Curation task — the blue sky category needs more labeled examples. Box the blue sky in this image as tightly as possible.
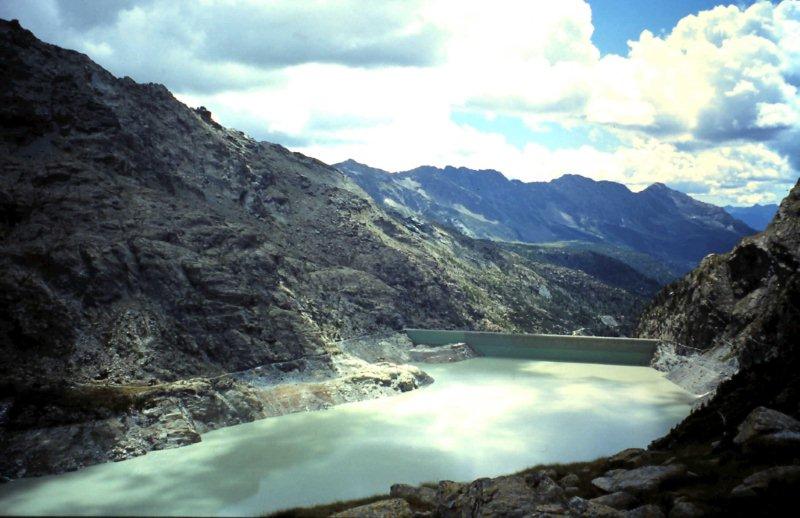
[590,1,764,55]
[454,1,771,158]
[1,0,797,205]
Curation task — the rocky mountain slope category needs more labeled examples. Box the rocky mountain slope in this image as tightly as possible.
[297,179,800,518]
[638,177,800,445]
[0,19,656,479]
[338,159,755,275]
[723,203,779,231]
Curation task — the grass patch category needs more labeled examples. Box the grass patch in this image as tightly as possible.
[266,494,387,518]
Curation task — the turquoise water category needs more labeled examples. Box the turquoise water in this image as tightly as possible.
[0,358,695,516]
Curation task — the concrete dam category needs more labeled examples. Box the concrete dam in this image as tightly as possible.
[404,329,659,366]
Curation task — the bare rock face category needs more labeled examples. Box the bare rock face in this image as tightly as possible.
[637,178,800,362]
[640,179,800,447]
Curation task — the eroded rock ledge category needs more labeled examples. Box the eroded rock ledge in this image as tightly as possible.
[0,353,431,480]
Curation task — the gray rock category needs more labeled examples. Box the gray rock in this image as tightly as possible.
[332,498,413,518]
[567,496,623,517]
[592,465,686,495]
[606,449,649,469]
[534,502,567,514]
[730,465,800,498]
[437,474,564,518]
[668,498,704,518]
[733,407,800,454]
[407,342,481,364]
[390,483,437,507]
[589,492,638,510]
[625,504,666,518]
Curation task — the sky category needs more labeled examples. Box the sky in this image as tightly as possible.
[1,0,798,206]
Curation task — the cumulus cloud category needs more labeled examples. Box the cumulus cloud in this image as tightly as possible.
[0,0,443,91]
[1,0,798,205]
[588,2,800,147]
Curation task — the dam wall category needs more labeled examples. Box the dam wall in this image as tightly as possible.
[404,329,659,366]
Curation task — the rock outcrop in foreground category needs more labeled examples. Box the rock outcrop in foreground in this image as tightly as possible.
[0,19,656,479]
[305,182,800,516]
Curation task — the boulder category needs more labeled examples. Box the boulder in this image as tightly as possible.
[437,473,564,518]
[733,407,800,454]
[589,492,638,510]
[606,448,649,469]
[567,496,624,517]
[592,465,686,495]
[332,498,413,518]
[668,498,704,518]
[730,465,800,498]
[560,473,581,488]
[625,504,666,518]
[390,483,437,507]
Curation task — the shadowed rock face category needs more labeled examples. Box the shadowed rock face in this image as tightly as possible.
[637,179,799,361]
[638,179,800,446]
[0,19,654,478]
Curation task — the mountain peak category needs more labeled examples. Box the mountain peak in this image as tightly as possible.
[644,182,671,192]
[552,173,595,184]
[334,159,390,176]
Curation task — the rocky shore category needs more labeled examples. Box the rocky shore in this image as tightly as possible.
[289,405,799,517]
[0,352,432,480]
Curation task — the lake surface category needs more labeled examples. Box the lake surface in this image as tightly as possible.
[0,358,695,516]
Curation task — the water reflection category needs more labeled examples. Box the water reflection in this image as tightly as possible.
[0,359,695,516]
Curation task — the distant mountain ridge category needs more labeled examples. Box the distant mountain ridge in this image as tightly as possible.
[724,203,779,231]
[338,159,755,275]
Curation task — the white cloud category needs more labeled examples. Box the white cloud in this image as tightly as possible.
[588,2,800,146]
[1,0,798,205]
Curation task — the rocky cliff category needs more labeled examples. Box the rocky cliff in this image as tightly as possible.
[637,179,799,397]
[0,19,653,479]
[638,178,800,446]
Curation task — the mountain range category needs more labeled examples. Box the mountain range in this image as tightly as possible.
[723,203,779,231]
[337,160,756,277]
